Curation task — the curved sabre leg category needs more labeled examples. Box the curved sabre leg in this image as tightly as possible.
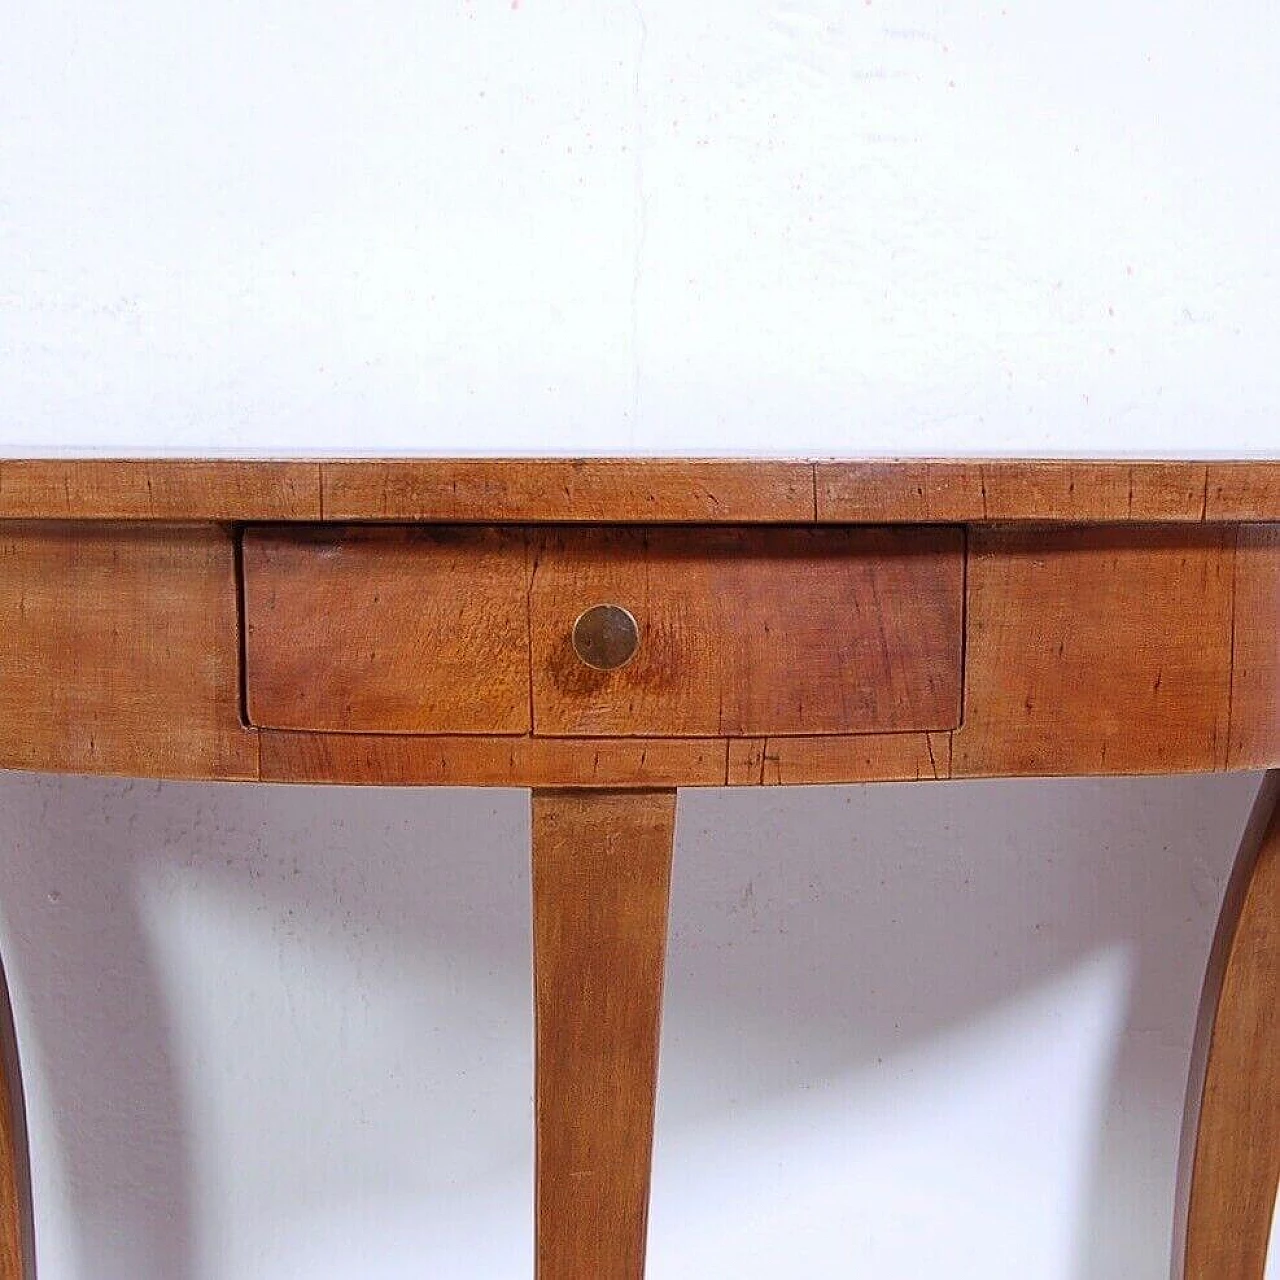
[0,944,34,1278]
[1175,770,1280,1279]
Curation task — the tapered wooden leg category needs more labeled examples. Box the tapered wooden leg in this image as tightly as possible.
[532,789,676,1280]
[1176,771,1280,1279]
[0,949,32,1279]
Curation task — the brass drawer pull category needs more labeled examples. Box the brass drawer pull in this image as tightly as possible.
[572,604,640,671]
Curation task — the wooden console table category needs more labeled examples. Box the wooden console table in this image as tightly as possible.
[0,457,1276,1279]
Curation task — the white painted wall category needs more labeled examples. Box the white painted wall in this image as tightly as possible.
[2,3,1278,1278]
[2,2,1278,457]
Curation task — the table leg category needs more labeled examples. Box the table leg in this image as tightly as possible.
[0,949,32,1279]
[1177,770,1280,1279]
[531,789,676,1280]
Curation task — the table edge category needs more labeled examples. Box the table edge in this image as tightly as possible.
[0,457,1277,522]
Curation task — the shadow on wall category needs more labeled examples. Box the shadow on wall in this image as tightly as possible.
[0,771,1262,1280]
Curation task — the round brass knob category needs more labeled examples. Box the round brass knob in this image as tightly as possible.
[572,604,640,671]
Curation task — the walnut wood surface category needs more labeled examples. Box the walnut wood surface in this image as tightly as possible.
[322,458,815,523]
[0,1103,20,1280]
[954,525,1236,777]
[0,517,1274,785]
[244,526,532,734]
[260,730,955,787]
[0,955,31,1280]
[1229,526,1280,770]
[0,523,256,779]
[1176,772,1280,1279]
[260,732,731,787]
[245,524,963,740]
[532,789,676,1280]
[0,459,320,520]
[0,458,1277,522]
[727,731,954,785]
[817,459,1280,523]
[529,527,964,737]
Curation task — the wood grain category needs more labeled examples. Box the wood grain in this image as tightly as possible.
[974,461,1202,521]
[321,458,815,523]
[260,732,728,787]
[243,526,531,734]
[1176,772,1280,1279]
[0,523,256,778]
[815,460,989,522]
[0,954,31,1280]
[727,731,953,784]
[1228,525,1280,770]
[530,527,964,737]
[1208,462,1280,521]
[0,512,1274,786]
[0,459,320,520]
[0,459,1275,523]
[532,789,676,1280]
[818,460,1280,523]
[954,525,1235,777]
[260,730,959,787]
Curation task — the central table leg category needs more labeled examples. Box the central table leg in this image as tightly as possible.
[531,789,677,1280]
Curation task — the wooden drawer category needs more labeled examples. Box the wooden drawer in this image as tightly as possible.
[530,527,964,737]
[243,526,531,734]
[243,524,964,739]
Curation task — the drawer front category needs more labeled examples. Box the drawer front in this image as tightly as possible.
[243,526,531,734]
[530,527,964,737]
